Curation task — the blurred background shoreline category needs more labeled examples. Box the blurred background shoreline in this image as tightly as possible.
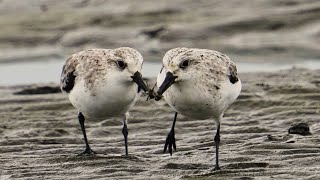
[1,58,320,85]
[0,0,320,85]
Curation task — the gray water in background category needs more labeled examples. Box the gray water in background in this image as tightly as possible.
[0,59,320,85]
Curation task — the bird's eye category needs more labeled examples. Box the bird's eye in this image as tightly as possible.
[116,60,126,69]
[179,59,189,69]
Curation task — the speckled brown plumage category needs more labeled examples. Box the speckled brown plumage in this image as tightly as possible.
[60,48,142,93]
[162,47,239,94]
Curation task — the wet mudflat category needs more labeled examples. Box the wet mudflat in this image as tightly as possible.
[1,68,320,179]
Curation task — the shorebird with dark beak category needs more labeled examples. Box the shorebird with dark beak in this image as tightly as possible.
[150,47,241,170]
[60,47,148,156]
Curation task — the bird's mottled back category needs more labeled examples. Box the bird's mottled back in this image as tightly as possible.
[60,47,143,93]
[162,47,239,91]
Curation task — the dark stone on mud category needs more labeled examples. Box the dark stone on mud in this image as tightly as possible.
[288,123,311,136]
[14,86,61,95]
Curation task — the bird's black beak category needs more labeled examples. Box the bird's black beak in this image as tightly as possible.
[156,72,177,98]
[131,71,148,93]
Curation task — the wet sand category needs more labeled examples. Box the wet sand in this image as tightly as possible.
[0,68,320,179]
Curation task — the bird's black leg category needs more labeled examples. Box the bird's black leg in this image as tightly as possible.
[122,118,129,156]
[214,123,221,170]
[77,112,96,155]
[164,112,178,155]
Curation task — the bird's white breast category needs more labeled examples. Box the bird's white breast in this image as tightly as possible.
[157,69,241,120]
[69,74,138,119]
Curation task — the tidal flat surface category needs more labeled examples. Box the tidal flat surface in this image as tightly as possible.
[0,68,320,179]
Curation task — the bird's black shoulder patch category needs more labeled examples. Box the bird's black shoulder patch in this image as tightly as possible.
[229,74,239,84]
[61,70,76,93]
[228,64,239,84]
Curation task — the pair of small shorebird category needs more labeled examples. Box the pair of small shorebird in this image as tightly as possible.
[60,47,241,170]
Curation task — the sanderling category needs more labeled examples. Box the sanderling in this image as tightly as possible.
[60,47,148,156]
[150,47,241,170]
